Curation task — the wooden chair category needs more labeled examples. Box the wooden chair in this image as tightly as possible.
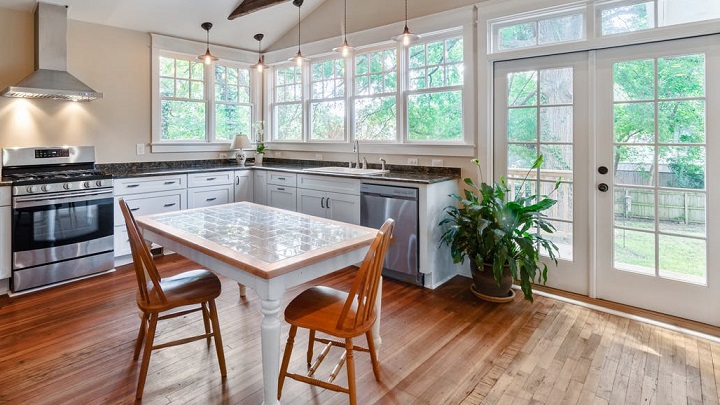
[118,199,227,399]
[277,218,395,405]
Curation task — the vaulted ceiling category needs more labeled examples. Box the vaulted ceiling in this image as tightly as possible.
[0,0,328,50]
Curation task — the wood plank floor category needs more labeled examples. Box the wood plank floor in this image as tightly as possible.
[1,254,719,404]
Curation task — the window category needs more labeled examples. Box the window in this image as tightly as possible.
[310,58,345,141]
[273,65,303,141]
[214,65,252,141]
[159,56,206,141]
[493,10,585,52]
[156,52,253,146]
[598,0,720,36]
[353,48,398,141]
[407,37,464,141]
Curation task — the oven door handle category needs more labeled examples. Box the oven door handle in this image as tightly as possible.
[14,190,114,208]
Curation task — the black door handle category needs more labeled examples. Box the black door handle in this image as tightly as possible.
[598,166,608,175]
[598,183,609,192]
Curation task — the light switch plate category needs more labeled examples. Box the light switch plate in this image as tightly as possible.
[315,154,323,160]
[408,157,419,165]
[432,159,444,166]
[136,143,145,155]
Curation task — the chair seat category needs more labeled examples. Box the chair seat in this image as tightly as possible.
[138,269,221,312]
[284,286,376,338]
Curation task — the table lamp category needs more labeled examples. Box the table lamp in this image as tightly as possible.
[231,134,251,166]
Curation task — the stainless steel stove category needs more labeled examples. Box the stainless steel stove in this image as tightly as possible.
[2,146,114,292]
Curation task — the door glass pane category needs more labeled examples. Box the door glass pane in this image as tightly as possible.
[507,71,537,106]
[613,146,655,186]
[657,191,705,237]
[614,102,655,143]
[614,229,655,275]
[508,144,537,170]
[658,235,705,283]
[658,54,705,98]
[658,100,705,143]
[613,60,654,101]
[614,187,655,230]
[658,146,705,189]
[540,107,573,142]
[540,67,573,104]
[541,220,573,260]
[508,108,537,142]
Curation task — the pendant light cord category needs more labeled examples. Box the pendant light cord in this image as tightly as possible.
[343,0,347,40]
[405,0,408,24]
[297,4,301,53]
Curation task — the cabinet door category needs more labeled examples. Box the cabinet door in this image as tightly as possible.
[188,185,234,209]
[234,170,254,202]
[0,206,10,279]
[188,171,234,187]
[267,185,297,211]
[114,225,131,258]
[254,171,267,205]
[114,191,185,226]
[327,193,361,225]
[297,188,327,218]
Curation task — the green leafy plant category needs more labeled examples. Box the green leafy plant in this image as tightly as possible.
[256,143,266,154]
[439,156,560,302]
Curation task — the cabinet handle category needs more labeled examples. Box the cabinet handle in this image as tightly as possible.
[126,184,140,188]
[206,197,217,202]
[321,197,325,208]
[277,187,285,191]
[278,177,286,180]
[130,207,140,211]
[206,177,217,181]
[164,181,176,185]
[326,198,330,209]
[236,176,240,185]
[163,203,176,207]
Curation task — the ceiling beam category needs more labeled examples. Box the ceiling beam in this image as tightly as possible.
[228,0,291,20]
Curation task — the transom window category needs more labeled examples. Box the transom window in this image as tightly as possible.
[273,65,303,141]
[598,0,720,36]
[156,53,253,145]
[492,9,585,52]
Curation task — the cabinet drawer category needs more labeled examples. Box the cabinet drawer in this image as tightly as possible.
[114,190,185,226]
[267,184,297,211]
[188,184,234,209]
[114,174,186,196]
[297,174,360,195]
[188,171,234,188]
[267,172,297,187]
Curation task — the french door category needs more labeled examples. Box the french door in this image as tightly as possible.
[595,36,720,325]
[494,53,590,295]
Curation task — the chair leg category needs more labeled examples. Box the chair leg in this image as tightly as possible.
[306,329,316,367]
[201,303,212,346]
[136,313,158,400]
[366,331,381,381]
[345,337,357,405]
[278,325,297,400]
[207,300,227,377]
[133,312,149,360]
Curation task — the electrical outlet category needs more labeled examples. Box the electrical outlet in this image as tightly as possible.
[432,159,444,167]
[136,143,145,155]
[219,153,228,159]
[276,151,282,158]
[407,157,419,165]
[315,154,323,160]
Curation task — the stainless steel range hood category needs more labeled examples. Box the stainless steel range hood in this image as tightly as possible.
[1,3,102,102]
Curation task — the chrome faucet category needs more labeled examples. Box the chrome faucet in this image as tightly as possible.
[379,158,386,171]
[352,140,361,168]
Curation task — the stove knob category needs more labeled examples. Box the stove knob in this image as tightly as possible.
[63,183,71,190]
[83,181,91,189]
[41,184,49,192]
[26,185,37,194]
[96,180,103,187]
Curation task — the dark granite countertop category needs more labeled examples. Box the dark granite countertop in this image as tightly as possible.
[98,158,459,184]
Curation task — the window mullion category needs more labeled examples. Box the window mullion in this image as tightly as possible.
[206,62,216,142]
[397,43,406,144]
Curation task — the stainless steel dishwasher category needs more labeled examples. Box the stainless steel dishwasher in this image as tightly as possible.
[360,183,422,286]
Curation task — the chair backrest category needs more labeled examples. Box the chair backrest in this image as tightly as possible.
[337,218,395,332]
[118,199,167,306]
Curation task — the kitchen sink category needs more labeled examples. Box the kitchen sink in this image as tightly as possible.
[302,166,389,175]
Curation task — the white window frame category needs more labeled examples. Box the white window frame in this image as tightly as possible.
[308,55,347,143]
[404,33,466,144]
[213,61,254,142]
[352,44,400,143]
[270,63,305,142]
[490,5,587,54]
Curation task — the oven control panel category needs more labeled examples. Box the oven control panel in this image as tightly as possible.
[35,148,70,159]
[13,178,114,196]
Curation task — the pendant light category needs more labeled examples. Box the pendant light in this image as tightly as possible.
[332,0,354,57]
[250,33,268,73]
[392,0,420,46]
[288,0,309,66]
[198,22,219,64]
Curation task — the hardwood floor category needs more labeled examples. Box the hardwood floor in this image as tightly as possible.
[1,254,719,404]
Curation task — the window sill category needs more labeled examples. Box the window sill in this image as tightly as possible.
[150,142,231,153]
[266,142,476,157]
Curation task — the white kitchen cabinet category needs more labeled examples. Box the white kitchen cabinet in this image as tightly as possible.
[254,170,267,205]
[234,170,254,202]
[0,186,11,292]
[297,174,361,224]
[187,171,234,209]
[267,184,297,211]
[188,184,234,208]
[114,174,188,263]
[266,172,297,211]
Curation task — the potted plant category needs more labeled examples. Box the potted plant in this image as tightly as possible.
[439,156,560,302]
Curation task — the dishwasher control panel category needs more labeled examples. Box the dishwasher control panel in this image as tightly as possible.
[360,183,418,200]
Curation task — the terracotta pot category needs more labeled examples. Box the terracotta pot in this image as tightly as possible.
[470,261,513,298]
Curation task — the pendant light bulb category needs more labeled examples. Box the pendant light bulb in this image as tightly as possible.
[251,33,268,73]
[332,0,354,56]
[198,22,219,64]
[288,0,310,66]
[392,0,420,46]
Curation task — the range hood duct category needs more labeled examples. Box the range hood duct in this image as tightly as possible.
[1,3,102,102]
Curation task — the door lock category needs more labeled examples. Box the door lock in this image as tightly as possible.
[598,183,609,192]
[598,166,608,175]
